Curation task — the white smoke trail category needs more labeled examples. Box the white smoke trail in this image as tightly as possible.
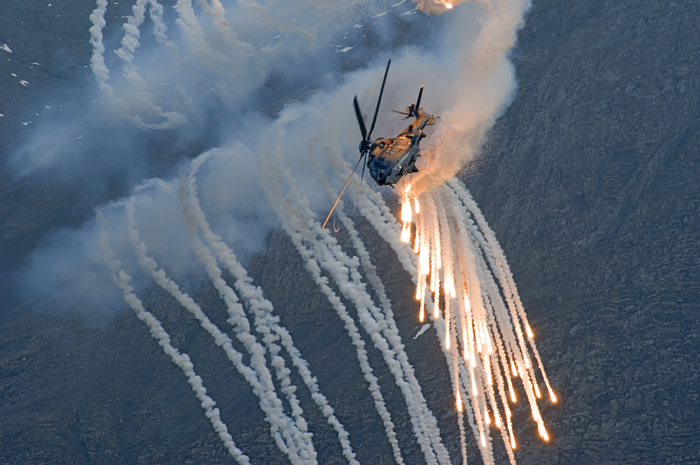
[260,118,407,463]
[448,179,557,403]
[177,184,317,464]
[87,0,417,136]
[196,0,237,43]
[391,180,556,463]
[183,150,360,465]
[419,190,496,464]
[316,184,449,463]
[449,181,552,442]
[114,0,187,128]
[95,210,250,464]
[410,0,531,195]
[282,207,406,464]
[313,130,534,464]
[336,209,452,465]
[438,186,514,464]
[146,0,170,45]
[80,1,551,464]
[261,119,461,463]
[89,0,254,129]
[88,0,112,99]
[444,189,519,462]
[120,184,318,462]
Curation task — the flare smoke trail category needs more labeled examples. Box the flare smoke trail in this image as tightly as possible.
[7,0,556,463]
[96,210,250,464]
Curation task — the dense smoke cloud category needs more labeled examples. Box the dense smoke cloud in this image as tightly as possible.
[7,1,554,463]
[9,0,527,321]
[409,0,531,193]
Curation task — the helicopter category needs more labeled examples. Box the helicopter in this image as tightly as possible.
[322,59,437,229]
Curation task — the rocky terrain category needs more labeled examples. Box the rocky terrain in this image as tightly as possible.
[1,0,699,464]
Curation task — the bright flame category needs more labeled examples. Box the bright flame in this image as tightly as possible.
[445,2,453,8]
[400,197,412,243]
[401,225,411,243]
[400,187,555,457]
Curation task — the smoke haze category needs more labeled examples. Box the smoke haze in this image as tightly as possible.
[10,0,527,321]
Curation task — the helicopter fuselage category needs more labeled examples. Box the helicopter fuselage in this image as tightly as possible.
[367,109,436,186]
[321,60,439,229]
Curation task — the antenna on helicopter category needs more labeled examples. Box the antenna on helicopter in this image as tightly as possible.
[322,59,391,229]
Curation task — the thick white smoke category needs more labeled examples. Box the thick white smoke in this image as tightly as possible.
[409,0,532,194]
[8,0,542,463]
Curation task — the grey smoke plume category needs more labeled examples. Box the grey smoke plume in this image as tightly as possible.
[7,1,546,463]
[10,0,527,333]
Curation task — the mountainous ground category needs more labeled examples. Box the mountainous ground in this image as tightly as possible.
[1,0,698,464]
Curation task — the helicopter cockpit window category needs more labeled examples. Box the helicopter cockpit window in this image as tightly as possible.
[369,157,393,185]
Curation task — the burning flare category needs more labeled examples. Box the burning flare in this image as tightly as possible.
[412,0,464,14]
[399,180,556,463]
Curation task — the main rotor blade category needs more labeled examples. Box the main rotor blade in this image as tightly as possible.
[322,155,364,229]
[392,109,410,116]
[353,96,368,142]
[368,59,391,139]
[415,85,424,113]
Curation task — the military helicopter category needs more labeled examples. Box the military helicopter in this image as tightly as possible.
[322,59,436,228]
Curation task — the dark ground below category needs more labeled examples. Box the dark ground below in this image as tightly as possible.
[1,0,699,464]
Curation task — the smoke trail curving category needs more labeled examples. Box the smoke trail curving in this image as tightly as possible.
[121,184,317,463]
[8,0,558,463]
[96,210,251,464]
[182,151,359,465]
[394,181,556,464]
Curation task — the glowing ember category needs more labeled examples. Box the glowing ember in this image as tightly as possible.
[445,2,453,9]
[399,182,556,460]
